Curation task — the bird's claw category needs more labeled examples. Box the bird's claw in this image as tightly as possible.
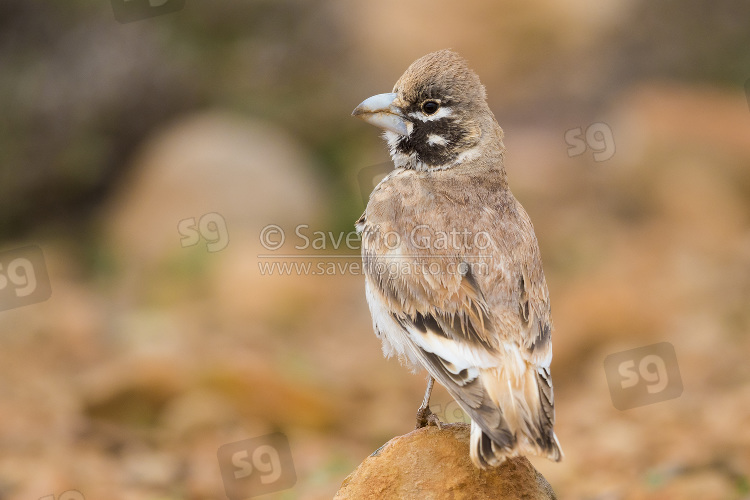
[415,405,442,430]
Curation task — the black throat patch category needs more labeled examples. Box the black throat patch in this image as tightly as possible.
[394,113,469,168]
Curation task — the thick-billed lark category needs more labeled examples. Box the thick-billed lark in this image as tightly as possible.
[352,50,562,468]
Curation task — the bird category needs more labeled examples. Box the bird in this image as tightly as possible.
[352,50,563,468]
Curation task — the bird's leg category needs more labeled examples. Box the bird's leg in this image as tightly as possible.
[415,376,442,429]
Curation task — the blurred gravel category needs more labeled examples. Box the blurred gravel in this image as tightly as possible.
[0,1,749,499]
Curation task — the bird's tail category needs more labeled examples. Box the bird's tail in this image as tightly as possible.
[468,365,563,468]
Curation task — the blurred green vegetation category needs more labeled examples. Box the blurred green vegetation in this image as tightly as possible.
[2,0,749,242]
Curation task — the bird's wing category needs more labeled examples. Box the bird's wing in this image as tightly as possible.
[361,181,561,467]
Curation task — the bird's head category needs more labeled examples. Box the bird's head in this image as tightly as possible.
[352,50,503,171]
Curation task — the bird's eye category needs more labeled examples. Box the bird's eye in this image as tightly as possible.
[422,100,440,115]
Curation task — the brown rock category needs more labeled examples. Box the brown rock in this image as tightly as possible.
[335,423,557,500]
[103,110,326,266]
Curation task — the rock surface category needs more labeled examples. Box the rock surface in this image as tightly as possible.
[335,423,556,500]
[105,110,326,265]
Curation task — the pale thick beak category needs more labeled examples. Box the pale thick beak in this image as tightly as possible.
[352,92,412,136]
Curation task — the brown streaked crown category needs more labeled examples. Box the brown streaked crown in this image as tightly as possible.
[393,50,487,111]
[388,50,498,170]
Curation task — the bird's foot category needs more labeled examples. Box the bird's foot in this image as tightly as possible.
[415,405,442,430]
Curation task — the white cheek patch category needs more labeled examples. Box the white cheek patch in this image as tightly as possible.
[384,130,401,151]
[427,134,448,146]
[383,124,414,154]
[408,107,453,122]
[383,130,416,169]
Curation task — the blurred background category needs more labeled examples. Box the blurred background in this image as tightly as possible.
[1,0,749,498]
